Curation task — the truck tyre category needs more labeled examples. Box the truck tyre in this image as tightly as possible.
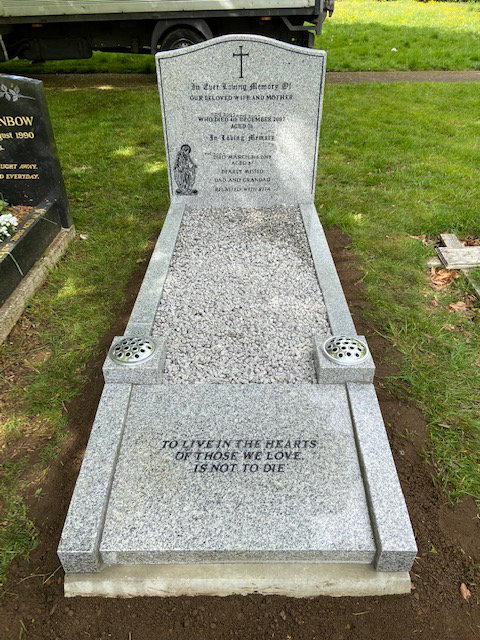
[295,31,314,48]
[159,28,205,51]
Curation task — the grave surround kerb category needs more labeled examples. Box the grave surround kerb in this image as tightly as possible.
[57,34,417,597]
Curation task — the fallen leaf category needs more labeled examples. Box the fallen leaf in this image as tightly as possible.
[409,234,428,246]
[460,583,471,601]
[449,301,468,313]
[444,325,456,331]
[430,269,457,290]
[464,236,480,247]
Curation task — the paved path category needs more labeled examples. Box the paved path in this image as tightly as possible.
[34,70,480,89]
[328,70,480,83]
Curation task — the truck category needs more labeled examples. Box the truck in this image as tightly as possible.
[0,0,333,63]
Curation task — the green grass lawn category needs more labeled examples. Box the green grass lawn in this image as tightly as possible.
[0,89,169,584]
[0,82,479,584]
[0,0,479,74]
[318,82,480,501]
[471,268,480,291]
[315,0,480,70]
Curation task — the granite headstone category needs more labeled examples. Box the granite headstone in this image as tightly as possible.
[156,35,326,207]
[0,74,72,305]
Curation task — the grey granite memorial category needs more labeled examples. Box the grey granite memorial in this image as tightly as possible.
[58,34,416,598]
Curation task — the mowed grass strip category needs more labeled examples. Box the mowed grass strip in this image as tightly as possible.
[0,0,479,74]
[0,82,478,584]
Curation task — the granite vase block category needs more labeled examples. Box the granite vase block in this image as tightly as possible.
[102,336,167,385]
[57,384,132,573]
[313,335,375,384]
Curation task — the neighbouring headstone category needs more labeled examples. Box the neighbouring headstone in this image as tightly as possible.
[58,35,416,598]
[0,74,72,306]
[156,36,325,206]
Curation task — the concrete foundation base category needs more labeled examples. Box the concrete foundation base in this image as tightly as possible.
[65,563,412,598]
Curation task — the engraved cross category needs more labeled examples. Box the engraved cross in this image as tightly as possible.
[233,45,249,79]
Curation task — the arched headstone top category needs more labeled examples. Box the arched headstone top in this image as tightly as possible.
[156,34,326,207]
[0,73,70,225]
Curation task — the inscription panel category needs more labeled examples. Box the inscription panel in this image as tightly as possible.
[100,385,375,564]
[156,35,326,207]
[160,437,319,474]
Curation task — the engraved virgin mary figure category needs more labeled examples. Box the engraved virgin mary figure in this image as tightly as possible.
[173,144,198,195]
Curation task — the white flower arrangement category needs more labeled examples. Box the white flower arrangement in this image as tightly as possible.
[0,212,18,242]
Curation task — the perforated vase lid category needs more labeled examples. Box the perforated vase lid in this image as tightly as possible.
[322,336,369,366]
[109,337,156,366]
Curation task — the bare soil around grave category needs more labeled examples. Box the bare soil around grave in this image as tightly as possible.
[0,226,479,639]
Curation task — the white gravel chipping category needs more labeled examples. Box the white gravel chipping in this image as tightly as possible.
[153,206,330,383]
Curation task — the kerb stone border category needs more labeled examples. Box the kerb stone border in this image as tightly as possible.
[126,203,186,336]
[0,226,75,345]
[347,383,417,571]
[300,203,356,336]
[301,204,417,570]
[58,384,132,573]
